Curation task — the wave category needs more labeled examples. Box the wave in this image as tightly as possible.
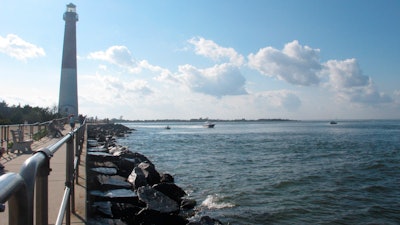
[201,194,235,209]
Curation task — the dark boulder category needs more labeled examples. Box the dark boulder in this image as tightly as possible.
[127,167,147,189]
[89,189,138,203]
[137,186,179,213]
[117,157,138,178]
[187,216,224,225]
[87,152,119,163]
[123,152,154,165]
[87,217,127,225]
[90,167,118,176]
[90,161,118,169]
[180,198,197,210]
[160,173,175,183]
[91,201,113,218]
[138,162,161,186]
[97,134,107,143]
[111,202,143,223]
[136,209,188,225]
[95,175,132,190]
[152,183,186,204]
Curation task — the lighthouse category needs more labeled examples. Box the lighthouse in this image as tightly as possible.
[58,3,79,117]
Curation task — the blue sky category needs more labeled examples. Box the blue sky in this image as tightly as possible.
[1,0,399,120]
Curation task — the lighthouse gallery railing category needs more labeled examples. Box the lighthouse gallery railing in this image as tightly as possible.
[0,121,86,225]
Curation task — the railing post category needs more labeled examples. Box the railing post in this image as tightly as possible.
[1,126,4,148]
[71,130,79,213]
[66,134,74,225]
[29,124,33,139]
[1,173,28,225]
[8,185,29,225]
[35,149,52,225]
[6,126,10,152]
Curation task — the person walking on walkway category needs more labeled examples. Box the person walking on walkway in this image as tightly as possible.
[69,114,76,130]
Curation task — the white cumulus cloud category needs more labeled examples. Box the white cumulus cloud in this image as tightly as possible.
[323,58,392,104]
[338,84,392,104]
[179,63,247,97]
[88,45,138,71]
[188,37,245,66]
[86,39,394,111]
[0,34,45,60]
[83,74,153,102]
[248,40,321,86]
[324,58,369,90]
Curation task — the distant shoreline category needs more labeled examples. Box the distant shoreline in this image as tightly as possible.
[111,118,296,123]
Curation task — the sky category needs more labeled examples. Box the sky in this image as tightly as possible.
[0,0,399,120]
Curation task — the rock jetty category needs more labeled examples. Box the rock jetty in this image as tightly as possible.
[87,124,224,225]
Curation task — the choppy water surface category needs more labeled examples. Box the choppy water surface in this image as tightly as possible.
[119,120,400,225]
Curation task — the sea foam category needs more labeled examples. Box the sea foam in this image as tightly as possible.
[201,194,235,209]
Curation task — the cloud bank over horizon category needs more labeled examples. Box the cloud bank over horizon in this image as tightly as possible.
[0,34,398,120]
[82,37,395,116]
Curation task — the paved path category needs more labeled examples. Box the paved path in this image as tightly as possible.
[0,126,87,225]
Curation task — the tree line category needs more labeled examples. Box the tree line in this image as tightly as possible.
[0,101,60,125]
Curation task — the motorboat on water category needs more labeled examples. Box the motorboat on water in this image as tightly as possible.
[330,121,338,125]
[203,121,215,128]
[165,125,171,129]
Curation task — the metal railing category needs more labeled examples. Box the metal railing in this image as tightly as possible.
[0,120,86,225]
[0,118,67,152]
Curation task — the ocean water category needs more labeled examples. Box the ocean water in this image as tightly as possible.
[119,120,400,225]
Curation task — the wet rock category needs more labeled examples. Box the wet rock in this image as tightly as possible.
[90,189,137,203]
[122,151,153,165]
[138,162,161,186]
[87,217,127,225]
[87,139,100,147]
[109,145,129,156]
[91,167,118,175]
[88,146,108,152]
[91,161,118,168]
[127,167,147,189]
[136,209,188,225]
[117,157,139,178]
[180,198,197,210]
[87,152,119,162]
[97,134,107,143]
[111,203,142,223]
[160,173,175,183]
[137,186,179,213]
[117,152,156,178]
[187,216,224,225]
[95,175,132,190]
[152,182,186,204]
[91,201,113,218]
[87,123,134,141]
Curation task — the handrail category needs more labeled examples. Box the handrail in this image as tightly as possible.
[0,117,68,152]
[0,119,86,225]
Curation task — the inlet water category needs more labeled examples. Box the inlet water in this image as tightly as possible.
[118,120,400,225]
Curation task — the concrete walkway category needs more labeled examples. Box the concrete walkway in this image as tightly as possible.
[0,126,87,225]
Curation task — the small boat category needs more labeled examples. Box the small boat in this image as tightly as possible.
[203,121,215,128]
[330,121,337,125]
[165,125,171,130]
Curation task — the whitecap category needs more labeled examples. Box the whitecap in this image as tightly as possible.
[201,194,235,209]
